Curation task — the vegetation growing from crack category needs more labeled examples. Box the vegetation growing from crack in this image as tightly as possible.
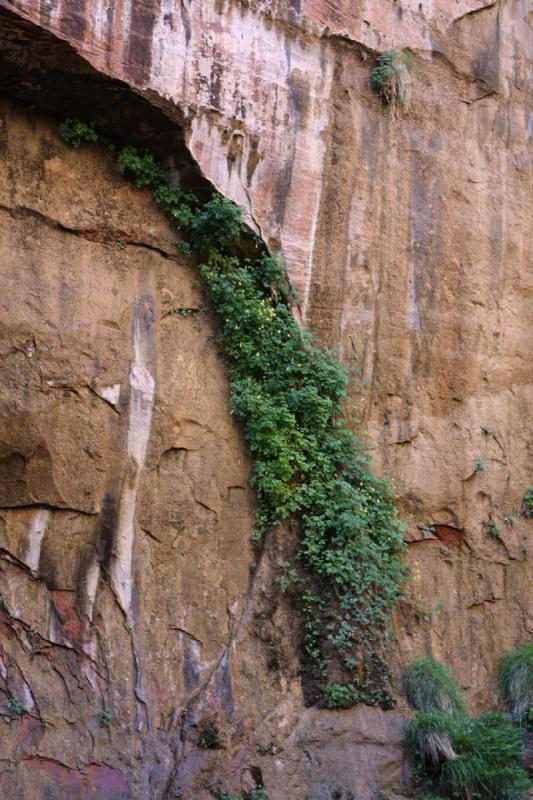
[97,707,112,727]
[59,119,407,709]
[371,49,415,114]
[475,458,486,475]
[198,722,224,750]
[481,426,496,438]
[522,488,533,519]
[403,657,531,800]
[59,118,100,148]
[8,696,26,716]
[487,520,502,540]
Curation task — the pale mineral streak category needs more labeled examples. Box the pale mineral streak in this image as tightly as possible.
[110,313,156,618]
[25,508,50,574]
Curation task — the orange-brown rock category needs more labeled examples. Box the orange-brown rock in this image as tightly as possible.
[0,1,531,797]
[0,98,409,800]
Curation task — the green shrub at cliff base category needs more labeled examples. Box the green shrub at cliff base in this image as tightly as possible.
[499,643,533,727]
[402,657,466,718]
[406,711,530,800]
[58,120,407,708]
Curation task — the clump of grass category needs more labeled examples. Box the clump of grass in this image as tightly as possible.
[499,644,533,726]
[442,713,529,799]
[418,796,448,800]
[371,49,415,114]
[402,657,466,717]
[406,711,459,768]
[405,658,531,799]
[406,711,530,799]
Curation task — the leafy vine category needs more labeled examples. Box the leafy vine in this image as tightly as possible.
[59,119,407,708]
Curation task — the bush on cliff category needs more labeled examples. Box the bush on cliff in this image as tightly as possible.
[59,119,407,709]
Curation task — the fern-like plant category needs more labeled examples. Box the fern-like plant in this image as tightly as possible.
[8,696,26,716]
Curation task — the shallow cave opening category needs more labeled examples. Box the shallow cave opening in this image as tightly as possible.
[0,5,266,263]
[0,5,208,198]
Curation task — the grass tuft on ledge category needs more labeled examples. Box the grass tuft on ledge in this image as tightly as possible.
[402,657,466,718]
[499,643,533,727]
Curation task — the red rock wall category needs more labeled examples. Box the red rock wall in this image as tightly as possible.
[0,1,531,797]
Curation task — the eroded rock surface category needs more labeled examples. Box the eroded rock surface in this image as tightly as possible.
[0,0,532,798]
[0,100,409,800]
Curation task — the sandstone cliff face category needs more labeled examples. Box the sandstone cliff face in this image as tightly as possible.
[0,1,531,798]
[0,99,408,800]
[0,100,256,797]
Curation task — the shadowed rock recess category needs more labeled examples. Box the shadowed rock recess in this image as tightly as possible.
[0,2,531,799]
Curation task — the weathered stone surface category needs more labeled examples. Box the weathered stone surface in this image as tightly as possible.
[0,0,531,797]
[2,1,528,305]
[0,100,410,800]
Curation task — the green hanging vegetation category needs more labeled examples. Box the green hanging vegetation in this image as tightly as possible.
[59,119,407,708]
[371,49,415,113]
[401,657,466,718]
[499,644,533,727]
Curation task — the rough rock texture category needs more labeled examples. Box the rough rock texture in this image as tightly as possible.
[0,0,532,798]
[0,100,408,800]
